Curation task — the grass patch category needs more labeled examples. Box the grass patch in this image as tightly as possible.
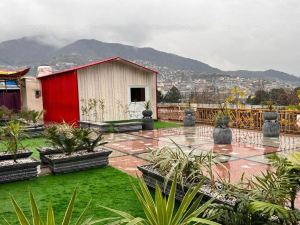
[154,120,181,129]
[0,167,144,224]
[0,137,49,159]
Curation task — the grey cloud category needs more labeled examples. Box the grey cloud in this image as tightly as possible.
[0,0,300,75]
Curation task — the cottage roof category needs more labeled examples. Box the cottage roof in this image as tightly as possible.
[37,57,158,79]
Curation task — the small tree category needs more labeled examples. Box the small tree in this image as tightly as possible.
[156,90,164,103]
[164,86,181,103]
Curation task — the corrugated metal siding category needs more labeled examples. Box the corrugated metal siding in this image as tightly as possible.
[77,61,157,121]
[41,71,79,124]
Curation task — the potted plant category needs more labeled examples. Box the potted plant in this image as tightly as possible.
[213,103,232,144]
[0,120,39,183]
[0,105,13,126]
[41,122,112,174]
[262,100,280,137]
[183,100,196,127]
[19,109,44,137]
[142,100,154,130]
[137,143,237,207]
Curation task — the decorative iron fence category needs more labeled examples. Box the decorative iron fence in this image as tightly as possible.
[158,105,300,134]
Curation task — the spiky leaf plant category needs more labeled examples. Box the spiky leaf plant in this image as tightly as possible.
[5,190,99,225]
[99,173,220,225]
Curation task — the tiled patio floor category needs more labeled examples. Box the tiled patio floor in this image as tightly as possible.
[103,125,300,207]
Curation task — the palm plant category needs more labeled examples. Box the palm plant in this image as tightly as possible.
[76,129,107,152]
[150,140,218,189]
[45,123,82,155]
[99,174,220,225]
[5,190,99,225]
[1,120,25,162]
[204,152,300,225]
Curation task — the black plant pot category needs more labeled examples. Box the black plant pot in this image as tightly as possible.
[263,112,278,121]
[44,149,112,174]
[183,108,195,127]
[142,110,153,117]
[262,112,280,137]
[142,117,154,130]
[213,127,232,144]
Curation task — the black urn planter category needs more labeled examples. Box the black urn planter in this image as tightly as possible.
[183,109,195,127]
[262,112,280,137]
[213,116,232,144]
[142,110,154,130]
[137,165,237,207]
[213,128,232,144]
[43,149,112,174]
[0,150,39,184]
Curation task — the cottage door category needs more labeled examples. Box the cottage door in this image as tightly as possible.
[128,86,149,119]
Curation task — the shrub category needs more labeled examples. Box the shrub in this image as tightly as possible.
[1,120,25,162]
[45,123,83,155]
[6,190,99,225]
[100,173,220,225]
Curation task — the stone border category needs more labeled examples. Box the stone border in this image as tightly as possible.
[44,149,112,174]
[138,164,237,207]
[0,158,40,183]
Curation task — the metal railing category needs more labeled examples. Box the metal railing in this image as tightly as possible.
[158,104,300,134]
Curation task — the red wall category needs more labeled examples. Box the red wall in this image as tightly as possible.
[40,71,79,125]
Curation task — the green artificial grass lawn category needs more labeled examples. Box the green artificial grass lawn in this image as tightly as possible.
[154,120,181,129]
[0,167,144,224]
[0,137,48,159]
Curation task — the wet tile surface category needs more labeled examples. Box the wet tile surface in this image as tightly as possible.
[104,125,300,207]
[109,155,147,176]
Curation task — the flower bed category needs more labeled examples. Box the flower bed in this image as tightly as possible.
[138,164,237,207]
[44,149,112,174]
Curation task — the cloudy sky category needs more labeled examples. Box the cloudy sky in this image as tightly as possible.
[1,0,300,75]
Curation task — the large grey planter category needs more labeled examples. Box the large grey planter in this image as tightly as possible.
[79,121,110,132]
[23,125,45,137]
[37,147,63,164]
[263,112,280,137]
[183,109,195,127]
[44,149,112,174]
[114,121,143,132]
[0,158,40,183]
[137,165,237,207]
[0,150,32,160]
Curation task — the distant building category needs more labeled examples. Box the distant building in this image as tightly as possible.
[37,57,158,124]
[0,68,30,111]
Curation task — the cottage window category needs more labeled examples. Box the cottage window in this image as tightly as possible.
[130,88,145,102]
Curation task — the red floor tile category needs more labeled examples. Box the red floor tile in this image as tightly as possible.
[212,143,279,158]
[212,159,271,183]
[105,139,168,154]
[109,155,148,177]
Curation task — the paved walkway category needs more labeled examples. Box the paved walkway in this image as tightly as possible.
[103,125,300,207]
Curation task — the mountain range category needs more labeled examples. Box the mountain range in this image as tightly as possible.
[0,36,299,84]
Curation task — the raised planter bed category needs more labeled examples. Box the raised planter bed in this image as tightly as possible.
[44,149,112,174]
[23,124,45,137]
[138,165,237,207]
[113,121,143,132]
[0,157,40,183]
[0,150,32,160]
[79,121,110,132]
[37,147,63,164]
